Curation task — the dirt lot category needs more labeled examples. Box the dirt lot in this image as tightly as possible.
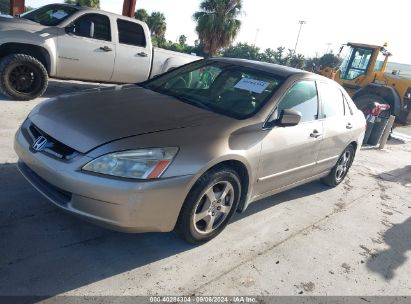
[1,80,411,297]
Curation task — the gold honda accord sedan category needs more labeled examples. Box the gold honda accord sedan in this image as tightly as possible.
[14,58,365,243]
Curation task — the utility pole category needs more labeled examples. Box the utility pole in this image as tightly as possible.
[325,43,332,54]
[254,28,260,46]
[293,20,306,54]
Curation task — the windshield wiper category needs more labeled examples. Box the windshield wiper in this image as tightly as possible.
[175,95,214,112]
[159,89,214,112]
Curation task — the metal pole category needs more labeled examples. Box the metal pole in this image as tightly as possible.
[10,0,25,16]
[254,29,260,46]
[122,0,137,17]
[379,115,396,149]
[293,20,306,54]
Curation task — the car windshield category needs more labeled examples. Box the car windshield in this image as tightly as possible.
[20,4,78,26]
[142,60,285,119]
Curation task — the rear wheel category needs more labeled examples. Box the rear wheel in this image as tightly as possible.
[0,54,48,101]
[321,145,355,187]
[176,167,241,244]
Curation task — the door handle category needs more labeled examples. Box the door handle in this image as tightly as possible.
[137,52,148,57]
[310,129,322,138]
[346,122,353,129]
[99,46,113,52]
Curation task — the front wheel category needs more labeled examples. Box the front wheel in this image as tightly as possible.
[321,145,355,187]
[176,167,241,244]
[0,54,48,101]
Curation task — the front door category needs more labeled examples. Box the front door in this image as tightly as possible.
[57,13,115,81]
[255,80,323,196]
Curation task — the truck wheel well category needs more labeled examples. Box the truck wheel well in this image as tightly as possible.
[352,84,401,116]
[0,43,50,74]
[207,160,250,213]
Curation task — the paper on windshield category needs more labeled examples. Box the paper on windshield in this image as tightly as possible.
[234,78,270,94]
[51,10,68,19]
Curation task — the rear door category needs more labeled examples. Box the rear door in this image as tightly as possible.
[57,13,115,81]
[110,18,152,83]
[315,81,354,174]
[255,80,323,196]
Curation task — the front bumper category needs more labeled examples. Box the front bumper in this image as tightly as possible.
[14,127,194,233]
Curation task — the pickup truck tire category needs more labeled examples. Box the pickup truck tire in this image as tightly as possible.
[0,54,48,101]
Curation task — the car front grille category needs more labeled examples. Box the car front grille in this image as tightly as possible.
[24,120,79,160]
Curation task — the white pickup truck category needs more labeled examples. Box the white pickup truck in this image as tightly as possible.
[0,3,200,100]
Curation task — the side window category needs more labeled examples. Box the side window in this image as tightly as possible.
[276,81,318,123]
[72,13,111,41]
[117,19,146,47]
[318,82,345,118]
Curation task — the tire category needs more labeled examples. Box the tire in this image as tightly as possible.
[321,145,355,187]
[175,167,241,244]
[0,54,48,101]
[353,94,387,114]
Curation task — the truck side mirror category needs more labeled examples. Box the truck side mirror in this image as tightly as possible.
[65,24,75,34]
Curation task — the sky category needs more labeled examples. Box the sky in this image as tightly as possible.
[26,0,411,64]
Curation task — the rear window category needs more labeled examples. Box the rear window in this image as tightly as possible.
[117,19,146,47]
[318,82,345,118]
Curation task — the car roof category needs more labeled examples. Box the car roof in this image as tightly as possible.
[210,57,312,78]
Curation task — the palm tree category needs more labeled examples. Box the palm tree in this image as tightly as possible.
[193,0,242,57]
[147,12,167,39]
[134,9,149,23]
[179,35,187,46]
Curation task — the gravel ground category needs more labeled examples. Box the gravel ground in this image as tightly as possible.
[0,80,410,298]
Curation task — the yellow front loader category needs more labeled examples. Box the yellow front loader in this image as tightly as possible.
[319,42,411,125]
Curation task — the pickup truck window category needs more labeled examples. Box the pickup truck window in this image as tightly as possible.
[71,13,111,42]
[117,19,146,47]
[20,4,78,26]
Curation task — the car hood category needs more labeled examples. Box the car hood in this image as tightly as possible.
[29,85,223,153]
[0,15,48,31]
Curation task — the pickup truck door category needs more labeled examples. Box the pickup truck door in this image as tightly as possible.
[255,80,323,196]
[57,13,115,81]
[110,18,151,83]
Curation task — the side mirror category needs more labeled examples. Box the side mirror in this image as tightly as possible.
[65,24,75,34]
[278,109,302,127]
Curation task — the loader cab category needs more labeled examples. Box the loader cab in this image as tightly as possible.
[334,43,390,94]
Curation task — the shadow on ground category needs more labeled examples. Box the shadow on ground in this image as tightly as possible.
[0,162,329,297]
[367,216,411,280]
[377,165,411,187]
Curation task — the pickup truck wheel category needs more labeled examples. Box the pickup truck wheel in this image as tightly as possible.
[0,54,48,101]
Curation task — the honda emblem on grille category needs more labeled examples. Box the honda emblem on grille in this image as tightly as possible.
[32,136,48,152]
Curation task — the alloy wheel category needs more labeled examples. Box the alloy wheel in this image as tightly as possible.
[335,150,352,182]
[193,181,234,234]
[9,64,38,93]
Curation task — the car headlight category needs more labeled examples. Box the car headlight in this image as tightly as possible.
[82,147,178,179]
